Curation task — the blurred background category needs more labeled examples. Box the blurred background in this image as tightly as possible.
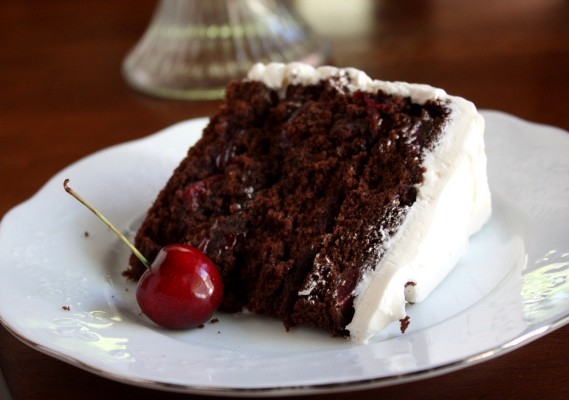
[2,0,567,205]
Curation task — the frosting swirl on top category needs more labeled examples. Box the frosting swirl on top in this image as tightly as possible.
[247,62,447,104]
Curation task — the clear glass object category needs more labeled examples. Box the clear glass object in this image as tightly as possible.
[122,0,330,100]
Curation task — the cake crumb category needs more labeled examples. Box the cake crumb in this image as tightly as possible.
[399,316,411,333]
[210,318,219,324]
[62,305,71,311]
[84,231,89,238]
[198,324,205,329]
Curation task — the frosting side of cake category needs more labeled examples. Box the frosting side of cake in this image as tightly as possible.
[346,100,490,343]
[248,62,491,343]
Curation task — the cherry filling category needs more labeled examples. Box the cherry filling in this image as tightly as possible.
[215,129,245,169]
[334,268,360,320]
[204,217,248,258]
[353,90,398,130]
[182,175,223,212]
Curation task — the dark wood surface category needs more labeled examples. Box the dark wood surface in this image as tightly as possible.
[1,1,569,399]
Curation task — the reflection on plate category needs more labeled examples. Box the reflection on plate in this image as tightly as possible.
[1,111,568,396]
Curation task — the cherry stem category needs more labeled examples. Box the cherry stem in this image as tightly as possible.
[63,179,150,269]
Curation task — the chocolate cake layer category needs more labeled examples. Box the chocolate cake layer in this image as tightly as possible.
[126,78,449,336]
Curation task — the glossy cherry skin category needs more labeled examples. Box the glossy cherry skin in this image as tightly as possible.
[136,244,224,329]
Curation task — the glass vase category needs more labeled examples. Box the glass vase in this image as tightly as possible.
[122,0,329,100]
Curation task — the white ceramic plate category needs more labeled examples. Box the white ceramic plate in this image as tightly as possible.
[1,111,568,396]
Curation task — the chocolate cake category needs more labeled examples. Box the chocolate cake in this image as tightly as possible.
[126,63,491,342]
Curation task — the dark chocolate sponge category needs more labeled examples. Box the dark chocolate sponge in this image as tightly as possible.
[126,77,448,336]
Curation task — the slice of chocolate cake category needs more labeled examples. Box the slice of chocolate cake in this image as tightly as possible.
[126,63,491,343]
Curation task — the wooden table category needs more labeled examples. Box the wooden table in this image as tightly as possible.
[1,0,568,399]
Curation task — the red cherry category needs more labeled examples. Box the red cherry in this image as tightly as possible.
[63,180,224,331]
[136,244,224,330]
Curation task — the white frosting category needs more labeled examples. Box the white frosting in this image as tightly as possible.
[247,62,448,103]
[248,63,492,343]
[347,102,490,342]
